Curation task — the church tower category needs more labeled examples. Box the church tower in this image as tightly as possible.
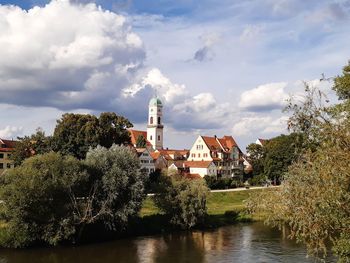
[147,96,164,150]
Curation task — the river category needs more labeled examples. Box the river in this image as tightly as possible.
[0,222,335,263]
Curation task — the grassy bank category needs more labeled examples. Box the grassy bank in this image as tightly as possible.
[141,189,262,217]
[138,189,265,232]
[0,189,267,247]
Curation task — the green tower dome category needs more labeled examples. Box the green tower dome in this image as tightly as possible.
[149,97,162,106]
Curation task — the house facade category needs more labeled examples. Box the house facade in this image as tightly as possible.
[135,148,156,175]
[184,161,217,178]
[187,135,244,178]
[0,139,16,174]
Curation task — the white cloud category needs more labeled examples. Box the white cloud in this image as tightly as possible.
[123,68,188,104]
[232,115,288,137]
[0,126,23,139]
[0,0,145,111]
[239,82,289,111]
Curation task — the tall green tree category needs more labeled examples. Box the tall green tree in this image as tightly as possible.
[246,143,265,177]
[12,128,52,166]
[0,145,146,248]
[248,61,350,261]
[52,112,132,159]
[263,133,303,183]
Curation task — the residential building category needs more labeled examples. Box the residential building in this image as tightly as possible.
[184,161,217,178]
[0,138,16,174]
[135,148,156,175]
[188,135,244,178]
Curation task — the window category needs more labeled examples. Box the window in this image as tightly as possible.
[158,135,161,141]
[7,154,11,159]
[0,153,3,159]
[191,153,196,158]
[6,163,11,169]
[158,117,161,124]
[204,153,208,158]
[150,117,153,124]
[150,135,153,140]
[0,163,3,169]
[198,153,201,158]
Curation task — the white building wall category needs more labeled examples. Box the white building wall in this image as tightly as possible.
[138,149,156,175]
[188,136,212,161]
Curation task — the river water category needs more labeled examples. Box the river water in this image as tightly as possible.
[0,222,335,263]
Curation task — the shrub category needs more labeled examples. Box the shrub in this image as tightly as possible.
[0,152,88,247]
[154,175,209,229]
[0,145,146,248]
[84,145,146,231]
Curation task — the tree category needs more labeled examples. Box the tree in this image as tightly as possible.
[12,128,52,165]
[0,145,146,248]
[0,152,88,247]
[136,135,147,148]
[51,112,133,159]
[263,133,304,184]
[246,143,265,177]
[248,61,350,261]
[84,145,146,231]
[154,173,209,229]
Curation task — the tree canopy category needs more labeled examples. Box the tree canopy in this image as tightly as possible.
[248,61,350,261]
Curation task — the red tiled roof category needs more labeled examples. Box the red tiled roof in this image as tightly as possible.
[218,136,238,151]
[184,161,213,168]
[0,139,16,152]
[202,136,221,151]
[128,129,151,146]
[150,151,161,160]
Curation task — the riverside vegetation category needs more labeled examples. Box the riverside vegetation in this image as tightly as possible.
[247,61,350,262]
[0,109,256,248]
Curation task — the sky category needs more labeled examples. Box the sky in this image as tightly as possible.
[0,0,349,151]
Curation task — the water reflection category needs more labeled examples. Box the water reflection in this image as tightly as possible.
[0,222,335,263]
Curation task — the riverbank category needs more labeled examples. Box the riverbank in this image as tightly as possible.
[0,188,273,247]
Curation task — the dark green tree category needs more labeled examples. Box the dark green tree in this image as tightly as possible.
[248,61,350,261]
[52,112,132,159]
[135,135,147,148]
[246,143,265,177]
[154,173,209,229]
[263,133,303,183]
[12,128,52,166]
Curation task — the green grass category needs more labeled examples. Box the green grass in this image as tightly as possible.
[140,189,263,217]
[207,189,262,215]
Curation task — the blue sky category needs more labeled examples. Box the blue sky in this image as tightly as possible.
[0,0,349,150]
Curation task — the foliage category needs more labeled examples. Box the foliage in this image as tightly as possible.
[0,152,88,247]
[248,61,350,261]
[263,133,304,183]
[247,174,268,186]
[136,135,147,148]
[84,145,146,231]
[204,175,242,189]
[0,145,145,248]
[12,128,52,166]
[51,112,132,159]
[154,174,209,229]
[246,143,265,177]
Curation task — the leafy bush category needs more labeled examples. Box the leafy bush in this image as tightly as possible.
[0,152,88,247]
[204,176,242,190]
[154,175,209,229]
[0,145,145,248]
[84,145,146,230]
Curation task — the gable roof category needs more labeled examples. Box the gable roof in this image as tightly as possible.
[184,161,214,168]
[0,138,16,152]
[201,136,222,151]
[128,129,151,147]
